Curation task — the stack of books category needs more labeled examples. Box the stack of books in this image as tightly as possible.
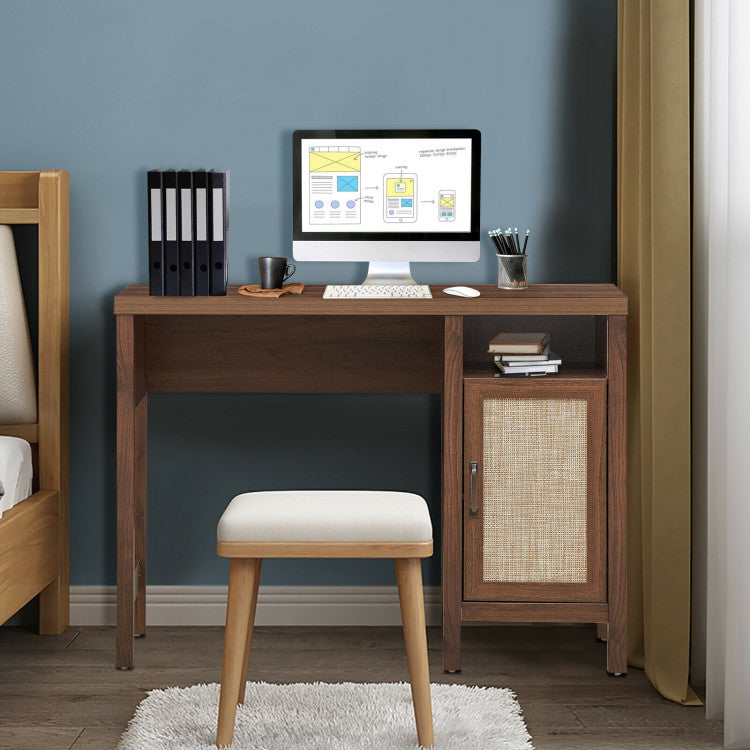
[148,168,229,297]
[488,332,562,376]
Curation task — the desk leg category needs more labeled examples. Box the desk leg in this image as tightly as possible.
[116,315,145,669]
[134,394,147,637]
[607,315,627,674]
[442,316,463,672]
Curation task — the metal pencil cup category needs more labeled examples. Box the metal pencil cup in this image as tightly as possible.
[497,254,527,289]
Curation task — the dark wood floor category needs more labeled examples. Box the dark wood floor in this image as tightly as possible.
[0,624,721,750]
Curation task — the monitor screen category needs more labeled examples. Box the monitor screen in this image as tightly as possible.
[293,130,480,247]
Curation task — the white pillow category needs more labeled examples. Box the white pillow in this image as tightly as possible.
[0,436,33,517]
[0,225,37,424]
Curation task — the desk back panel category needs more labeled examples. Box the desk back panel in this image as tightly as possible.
[144,316,444,393]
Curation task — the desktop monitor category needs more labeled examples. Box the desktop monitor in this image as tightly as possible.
[292,129,481,284]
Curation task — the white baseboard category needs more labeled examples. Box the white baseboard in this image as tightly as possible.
[69,585,442,627]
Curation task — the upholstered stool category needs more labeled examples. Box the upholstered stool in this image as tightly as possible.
[215,490,434,749]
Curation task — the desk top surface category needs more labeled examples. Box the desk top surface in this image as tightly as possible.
[114,284,627,316]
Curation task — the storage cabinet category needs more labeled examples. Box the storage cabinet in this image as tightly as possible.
[463,379,607,604]
[444,305,627,677]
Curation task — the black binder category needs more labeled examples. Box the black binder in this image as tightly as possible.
[147,169,164,296]
[177,169,194,296]
[162,169,180,296]
[192,169,210,296]
[208,170,229,296]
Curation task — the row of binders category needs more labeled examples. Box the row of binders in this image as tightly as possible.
[148,169,229,296]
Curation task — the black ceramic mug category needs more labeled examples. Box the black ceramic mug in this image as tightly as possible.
[258,257,296,289]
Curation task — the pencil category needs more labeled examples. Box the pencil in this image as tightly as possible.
[522,229,530,253]
[492,228,505,253]
[488,230,502,253]
[505,229,515,254]
[497,229,511,254]
[494,229,506,254]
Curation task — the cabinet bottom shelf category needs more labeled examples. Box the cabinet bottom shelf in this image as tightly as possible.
[463,362,607,381]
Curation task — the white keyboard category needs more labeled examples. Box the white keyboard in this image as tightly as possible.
[323,285,432,299]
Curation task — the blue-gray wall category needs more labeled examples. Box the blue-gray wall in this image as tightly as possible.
[1,0,616,586]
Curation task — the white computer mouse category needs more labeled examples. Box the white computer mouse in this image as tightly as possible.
[443,286,481,298]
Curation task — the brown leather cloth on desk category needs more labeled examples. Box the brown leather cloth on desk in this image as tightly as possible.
[238,283,304,298]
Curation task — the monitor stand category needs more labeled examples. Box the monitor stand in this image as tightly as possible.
[362,261,418,286]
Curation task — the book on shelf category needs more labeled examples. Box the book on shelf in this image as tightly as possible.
[494,361,559,375]
[495,349,562,367]
[496,351,549,363]
[488,332,550,354]
[488,331,563,377]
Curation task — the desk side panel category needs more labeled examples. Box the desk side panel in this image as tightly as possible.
[143,316,444,393]
[442,315,463,671]
[606,315,627,674]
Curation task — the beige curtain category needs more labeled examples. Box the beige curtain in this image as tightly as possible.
[617,0,698,704]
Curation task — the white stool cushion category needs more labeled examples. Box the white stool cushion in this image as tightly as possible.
[217,490,432,544]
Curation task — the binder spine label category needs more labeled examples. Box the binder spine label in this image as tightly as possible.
[180,188,192,239]
[150,189,162,241]
[196,189,207,241]
[212,188,223,240]
[166,189,177,241]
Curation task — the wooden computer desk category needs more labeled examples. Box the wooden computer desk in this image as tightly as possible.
[114,283,627,672]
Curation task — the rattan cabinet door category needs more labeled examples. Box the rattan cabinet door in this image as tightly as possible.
[463,379,607,602]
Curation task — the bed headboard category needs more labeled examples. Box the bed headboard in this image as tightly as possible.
[0,171,69,629]
[0,172,69,466]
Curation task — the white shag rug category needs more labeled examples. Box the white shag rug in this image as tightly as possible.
[118,681,534,749]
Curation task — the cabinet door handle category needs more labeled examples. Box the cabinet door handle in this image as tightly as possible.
[469,460,479,518]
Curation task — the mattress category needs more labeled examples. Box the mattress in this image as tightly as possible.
[0,436,33,518]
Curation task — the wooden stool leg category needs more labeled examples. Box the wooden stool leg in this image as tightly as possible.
[395,558,434,749]
[237,559,262,705]
[217,558,259,749]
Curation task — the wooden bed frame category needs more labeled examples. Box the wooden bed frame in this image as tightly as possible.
[0,171,69,634]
